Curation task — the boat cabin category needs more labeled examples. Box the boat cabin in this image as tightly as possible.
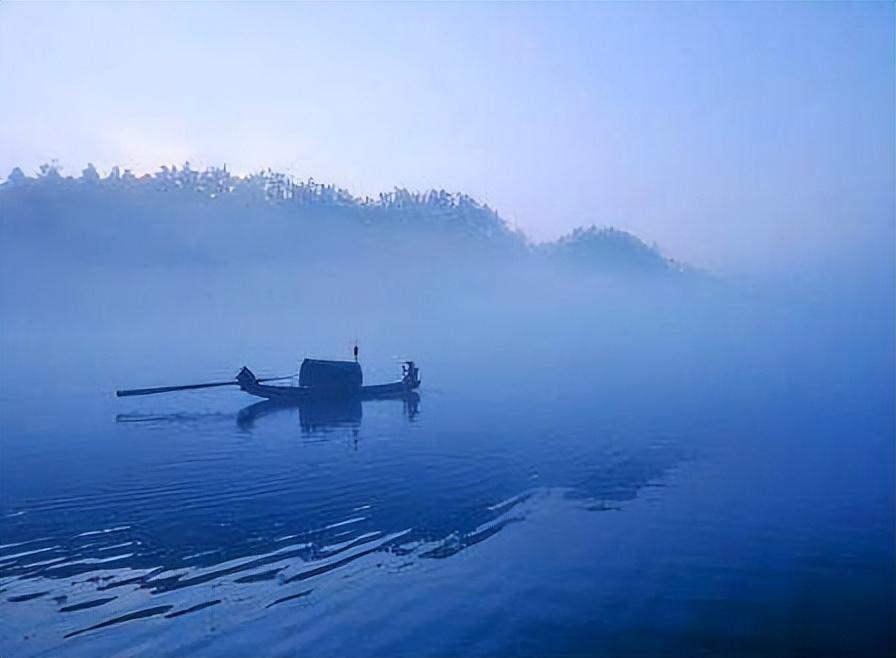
[298,359,363,393]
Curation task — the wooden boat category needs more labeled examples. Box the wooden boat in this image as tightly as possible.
[117,359,421,401]
[235,361,420,401]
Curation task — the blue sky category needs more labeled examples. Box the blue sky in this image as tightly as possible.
[1,1,893,273]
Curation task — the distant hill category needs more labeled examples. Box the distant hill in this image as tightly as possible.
[0,163,684,277]
[538,226,688,276]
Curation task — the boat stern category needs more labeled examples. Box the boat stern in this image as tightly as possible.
[236,366,258,391]
[403,361,421,389]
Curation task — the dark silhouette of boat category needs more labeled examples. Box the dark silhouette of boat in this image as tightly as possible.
[116,359,421,402]
[236,360,420,401]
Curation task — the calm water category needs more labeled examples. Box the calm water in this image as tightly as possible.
[1,324,893,657]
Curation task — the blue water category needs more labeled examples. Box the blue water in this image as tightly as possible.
[1,311,893,657]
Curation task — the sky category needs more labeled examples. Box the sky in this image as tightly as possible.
[0,1,893,274]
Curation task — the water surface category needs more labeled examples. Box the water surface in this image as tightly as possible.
[1,309,893,657]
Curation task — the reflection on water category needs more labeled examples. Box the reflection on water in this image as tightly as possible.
[1,376,687,652]
[116,392,420,434]
[236,392,420,433]
[1,350,892,657]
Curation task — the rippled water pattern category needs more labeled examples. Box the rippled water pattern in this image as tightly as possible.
[1,349,893,656]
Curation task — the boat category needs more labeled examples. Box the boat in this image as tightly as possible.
[116,359,421,401]
[235,360,420,401]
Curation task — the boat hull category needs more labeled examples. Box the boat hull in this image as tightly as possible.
[239,379,419,402]
[235,364,419,402]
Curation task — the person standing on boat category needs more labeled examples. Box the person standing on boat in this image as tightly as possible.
[403,361,418,386]
[353,343,359,361]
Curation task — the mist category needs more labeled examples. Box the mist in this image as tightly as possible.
[1,163,891,399]
[0,159,892,656]
[3,0,896,652]
[3,1,893,278]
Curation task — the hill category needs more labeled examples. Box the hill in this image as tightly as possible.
[0,163,682,278]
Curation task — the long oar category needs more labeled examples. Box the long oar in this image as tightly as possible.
[116,375,291,398]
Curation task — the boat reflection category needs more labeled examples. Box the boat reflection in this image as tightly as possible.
[236,391,420,432]
[116,392,420,435]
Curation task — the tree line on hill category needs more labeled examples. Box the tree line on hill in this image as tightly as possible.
[1,162,686,276]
